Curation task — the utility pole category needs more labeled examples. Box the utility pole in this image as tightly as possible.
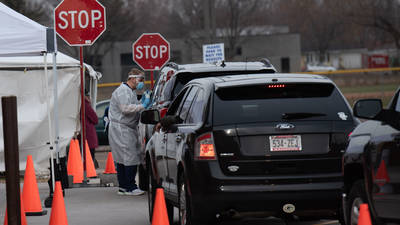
[203,0,216,43]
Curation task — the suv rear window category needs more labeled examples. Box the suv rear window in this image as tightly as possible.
[213,83,352,125]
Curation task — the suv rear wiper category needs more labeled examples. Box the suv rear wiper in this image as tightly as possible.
[282,112,326,120]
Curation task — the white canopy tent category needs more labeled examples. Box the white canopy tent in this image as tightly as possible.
[0,2,101,174]
[0,2,47,56]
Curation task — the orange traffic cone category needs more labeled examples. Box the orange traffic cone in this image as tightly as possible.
[49,181,68,225]
[357,204,372,225]
[375,160,390,186]
[85,140,97,178]
[22,155,47,216]
[73,139,84,184]
[3,192,28,225]
[67,139,77,176]
[66,139,83,183]
[103,152,117,174]
[151,188,170,225]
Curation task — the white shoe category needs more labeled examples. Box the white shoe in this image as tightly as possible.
[125,188,145,196]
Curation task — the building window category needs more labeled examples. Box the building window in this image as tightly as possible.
[281,57,290,73]
[236,47,242,56]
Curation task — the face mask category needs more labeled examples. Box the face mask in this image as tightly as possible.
[136,81,144,90]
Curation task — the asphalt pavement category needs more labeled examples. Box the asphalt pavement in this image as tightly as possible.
[0,149,341,225]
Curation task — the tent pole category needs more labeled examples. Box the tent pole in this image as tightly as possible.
[44,53,55,192]
[53,31,60,164]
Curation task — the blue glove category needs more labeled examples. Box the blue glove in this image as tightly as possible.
[142,96,151,109]
[140,95,145,104]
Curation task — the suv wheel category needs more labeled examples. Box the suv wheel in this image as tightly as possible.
[147,166,156,222]
[138,164,148,191]
[347,180,368,225]
[179,173,195,225]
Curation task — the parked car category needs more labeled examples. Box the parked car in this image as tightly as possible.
[141,73,358,224]
[343,86,400,225]
[95,99,110,145]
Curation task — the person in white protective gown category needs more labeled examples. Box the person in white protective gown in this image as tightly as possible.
[108,68,151,196]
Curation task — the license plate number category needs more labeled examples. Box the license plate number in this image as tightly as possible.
[269,135,302,151]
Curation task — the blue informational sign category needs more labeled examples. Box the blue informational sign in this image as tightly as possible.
[203,43,225,63]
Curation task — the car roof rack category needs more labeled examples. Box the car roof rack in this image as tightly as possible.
[258,58,273,67]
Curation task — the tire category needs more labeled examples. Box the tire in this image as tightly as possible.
[166,199,174,224]
[138,163,148,191]
[337,205,346,225]
[178,173,195,225]
[346,180,368,225]
[147,166,156,222]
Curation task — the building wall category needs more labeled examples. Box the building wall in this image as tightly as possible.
[99,33,301,83]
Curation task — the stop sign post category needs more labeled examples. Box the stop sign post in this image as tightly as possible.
[132,33,170,89]
[54,0,106,179]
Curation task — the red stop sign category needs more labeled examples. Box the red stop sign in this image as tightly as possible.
[132,33,170,71]
[54,0,106,46]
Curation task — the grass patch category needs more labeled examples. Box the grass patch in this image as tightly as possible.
[339,84,398,93]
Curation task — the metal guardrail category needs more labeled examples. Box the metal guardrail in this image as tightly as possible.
[97,67,400,88]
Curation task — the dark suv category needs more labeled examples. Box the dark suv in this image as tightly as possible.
[343,86,400,225]
[141,73,358,224]
[138,60,276,190]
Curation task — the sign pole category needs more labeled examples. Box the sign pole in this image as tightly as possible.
[150,70,154,89]
[79,46,87,176]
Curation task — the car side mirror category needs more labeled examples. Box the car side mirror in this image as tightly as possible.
[353,99,382,119]
[140,109,160,124]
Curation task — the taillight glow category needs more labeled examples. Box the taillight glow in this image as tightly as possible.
[199,144,215,158]
[268,84,285,88]
[195,133,216,160]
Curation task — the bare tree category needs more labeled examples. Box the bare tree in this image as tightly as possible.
[170,0,208,51]
[1,0,49,24]
[342,0,400,53]
[274,0,345,63]
[171,0,273,60]
[215,0,272,60]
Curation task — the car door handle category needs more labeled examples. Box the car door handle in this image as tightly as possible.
[176,134,183,143]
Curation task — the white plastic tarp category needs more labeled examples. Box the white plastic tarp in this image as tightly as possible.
[0,53,87,174]
[0,2,47,56]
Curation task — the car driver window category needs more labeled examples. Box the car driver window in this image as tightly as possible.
[167,87,190,116]
[177,86,199,123]
[186,88,206,124]
[395,91,400,112]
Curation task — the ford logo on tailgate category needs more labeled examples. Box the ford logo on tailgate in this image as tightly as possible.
[275,123,295,130]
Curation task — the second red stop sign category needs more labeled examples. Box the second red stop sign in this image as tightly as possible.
[132,33,170,71]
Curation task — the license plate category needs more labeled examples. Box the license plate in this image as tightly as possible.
[269,135,302,151]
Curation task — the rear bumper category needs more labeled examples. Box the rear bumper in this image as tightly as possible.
[187,161,343,219]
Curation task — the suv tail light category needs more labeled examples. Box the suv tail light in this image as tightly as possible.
[194,132,216,160]
[160,107,168,118]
